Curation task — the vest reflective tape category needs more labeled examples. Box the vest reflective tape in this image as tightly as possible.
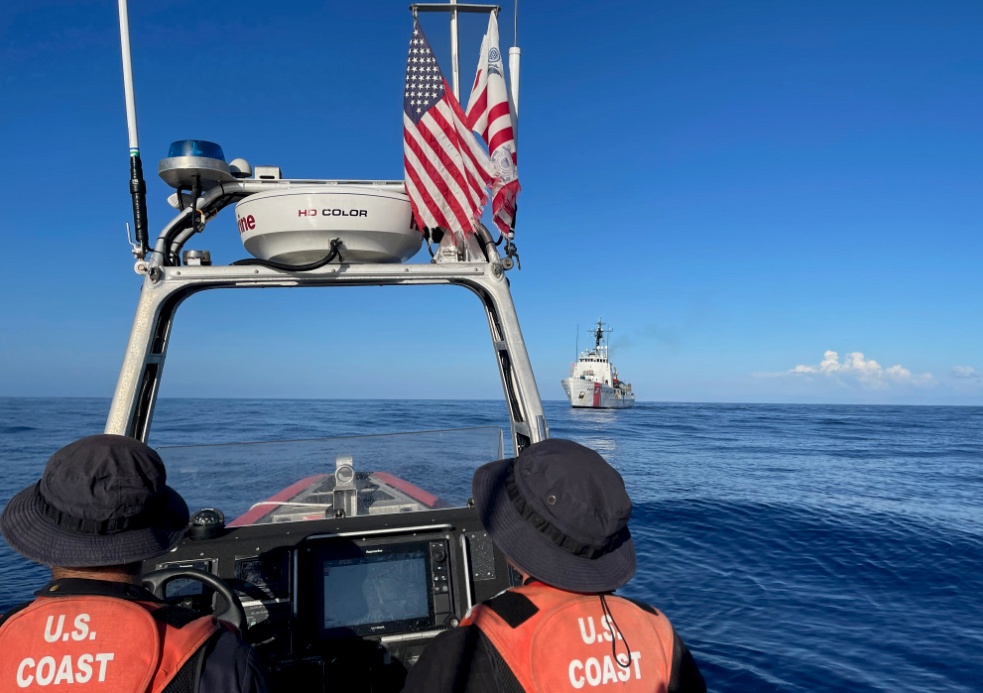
[0,596,219,692]
[464,583,676,692]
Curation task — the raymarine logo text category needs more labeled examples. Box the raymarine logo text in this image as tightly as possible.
[237,214,255,234]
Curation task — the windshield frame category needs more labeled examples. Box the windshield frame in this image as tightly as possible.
[106,262,547,452]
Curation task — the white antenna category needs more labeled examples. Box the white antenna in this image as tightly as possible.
[509,0,520,115]
[117,0,149,257]
[118,0,139,158]
[450,0,460,100]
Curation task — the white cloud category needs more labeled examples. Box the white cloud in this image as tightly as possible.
[789,350,934,389]
[952,365,982,380]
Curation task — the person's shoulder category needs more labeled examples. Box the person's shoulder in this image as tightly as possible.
[479,588,540,628]
[617,595,665,618]
[0,601,31,628]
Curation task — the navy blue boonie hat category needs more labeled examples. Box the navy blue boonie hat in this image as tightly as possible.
[0,434,189,567]
[471,438,636,592]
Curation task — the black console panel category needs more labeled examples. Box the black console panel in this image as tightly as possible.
[147,506,514,692]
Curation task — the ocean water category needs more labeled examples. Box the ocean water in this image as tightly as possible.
[1,397,980,692]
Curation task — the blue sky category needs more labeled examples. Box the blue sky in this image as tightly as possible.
[1,0,981,405]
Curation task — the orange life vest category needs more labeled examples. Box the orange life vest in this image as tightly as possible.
[462,583,677,692]
[0,595,219,692]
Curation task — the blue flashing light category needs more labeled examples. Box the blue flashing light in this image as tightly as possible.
[167,139,226,161]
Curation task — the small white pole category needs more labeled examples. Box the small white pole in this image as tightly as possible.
[509,0,520,116]
[117,0,148,256]
[509,46,521,117]
[450,0,460,101]
[117,0,140,157]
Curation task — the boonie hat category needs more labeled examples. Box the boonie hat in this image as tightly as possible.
[1,434,189,567]
[472,438,636,592]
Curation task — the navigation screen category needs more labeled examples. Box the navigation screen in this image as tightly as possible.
[321,548,430,632]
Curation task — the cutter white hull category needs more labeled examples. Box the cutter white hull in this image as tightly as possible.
[562,377,635,409]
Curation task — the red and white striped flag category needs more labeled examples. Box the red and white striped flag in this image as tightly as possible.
[466,12,520,236]
[403,20,493,236]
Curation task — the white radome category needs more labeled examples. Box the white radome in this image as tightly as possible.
[236,186,422,264]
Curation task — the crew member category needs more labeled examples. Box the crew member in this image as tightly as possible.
[0,434,270,692]
[402,438,706,692]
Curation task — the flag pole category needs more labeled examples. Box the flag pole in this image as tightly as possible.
[117,0,148,259]
[450,0,460,101]
[509,0,520,116]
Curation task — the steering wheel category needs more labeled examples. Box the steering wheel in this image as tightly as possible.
[143,567,247,633]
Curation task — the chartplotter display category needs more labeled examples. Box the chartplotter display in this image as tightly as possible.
[322,549,429,630]
[307,538,449,638]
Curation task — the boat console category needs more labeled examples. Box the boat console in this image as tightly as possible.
[144,504,515,692]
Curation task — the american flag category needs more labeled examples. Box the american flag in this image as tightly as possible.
[465,12,520,236]
[403,20,493,236]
